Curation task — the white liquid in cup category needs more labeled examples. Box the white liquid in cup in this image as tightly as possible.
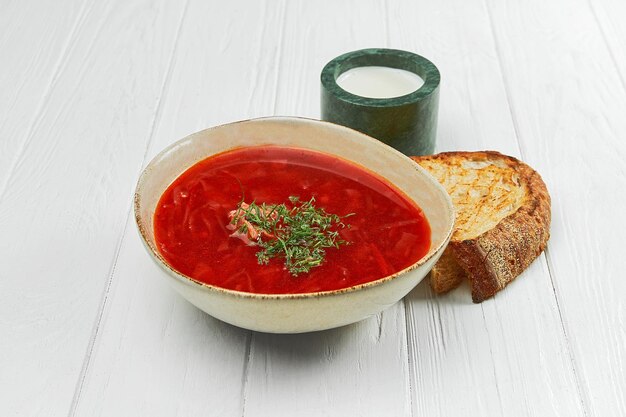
[336,66,424,99]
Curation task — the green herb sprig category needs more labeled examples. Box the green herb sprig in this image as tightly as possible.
[230,196,352,275]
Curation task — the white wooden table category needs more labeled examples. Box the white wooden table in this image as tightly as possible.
[2,0,625,415]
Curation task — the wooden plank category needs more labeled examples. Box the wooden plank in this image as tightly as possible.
[71,1,285,416]
[244,312,410,417]
[588,0,626,90]
[4,1,622,416]
[0,0,85,195]
[387,0,587,415]
[241,1,412,416]
[0,0,188,415]
[485,0,626,414]
[71,218,252,417]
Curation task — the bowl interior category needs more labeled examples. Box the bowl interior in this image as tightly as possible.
[135,117,454,293]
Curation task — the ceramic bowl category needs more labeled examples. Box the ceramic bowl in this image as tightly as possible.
[134,117,454,333]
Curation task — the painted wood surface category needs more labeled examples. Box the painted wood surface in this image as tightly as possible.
[485,0,626,415]
[0,0,188,415]
[1,0,624,416]
[388,1,586,415]
[0,0,85,200]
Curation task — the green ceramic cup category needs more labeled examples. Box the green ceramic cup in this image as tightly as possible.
[321,48,440,156]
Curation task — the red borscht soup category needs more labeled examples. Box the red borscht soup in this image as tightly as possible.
[154,146,430,294]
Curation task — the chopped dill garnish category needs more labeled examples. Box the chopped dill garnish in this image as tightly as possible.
[229,196,353,275]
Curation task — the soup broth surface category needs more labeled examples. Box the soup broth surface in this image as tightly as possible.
[154,146,431,294]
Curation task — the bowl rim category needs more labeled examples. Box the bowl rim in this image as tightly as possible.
[134,116,454,300]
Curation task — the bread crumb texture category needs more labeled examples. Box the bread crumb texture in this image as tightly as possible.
[417,154,527,241]
[413,151,551,302]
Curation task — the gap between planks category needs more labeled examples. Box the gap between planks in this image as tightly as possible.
[403,299,416,417]
[542,247,590,417]
[66,1,191,415]
[481,0,525,161]
[239,332,254,417]
[482,0,590,415]
[586,0,626,98]
[0,0,95,205]
[479,305,506,415]
[270,0,288,117]
[240,2,288,415]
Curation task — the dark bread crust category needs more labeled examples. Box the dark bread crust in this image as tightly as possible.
[413,151,551,303]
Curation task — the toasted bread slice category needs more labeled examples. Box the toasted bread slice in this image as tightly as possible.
[428,249,467,294]
[411,151,551,302]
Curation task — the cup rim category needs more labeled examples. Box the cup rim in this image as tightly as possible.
[321,48,441,108]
